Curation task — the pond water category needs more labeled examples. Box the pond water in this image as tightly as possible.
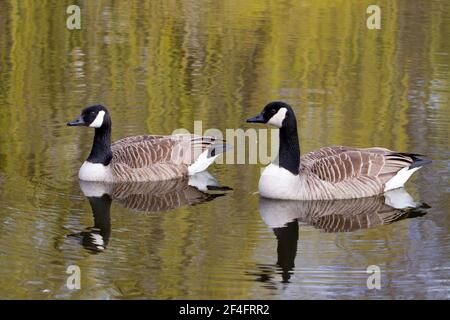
[0,0,449,299]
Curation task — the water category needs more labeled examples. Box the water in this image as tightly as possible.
[0,0,449,299]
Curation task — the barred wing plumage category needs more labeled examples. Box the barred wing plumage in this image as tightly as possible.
[299,146,418,199]
[110,134,217,181]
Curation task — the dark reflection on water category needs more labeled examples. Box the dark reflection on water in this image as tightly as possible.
[259,189,430,232]
[252,189,430,285]
[249,220,299,285]
[71,175,230,253]
[69,194,112,253]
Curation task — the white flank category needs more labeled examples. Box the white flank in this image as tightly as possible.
[79,161,113,182]
[384,188,419,209]
[259,163,299,199]
[188,150,218,175]
[384,166,420,192]
[89,110,105,128]
[267,107,287,128]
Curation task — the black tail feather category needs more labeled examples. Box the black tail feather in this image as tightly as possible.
[394,153,432,169]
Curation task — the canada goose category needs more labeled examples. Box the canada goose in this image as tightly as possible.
[67,105,229,182]
[247,101,432,200]
[260,188,429,232]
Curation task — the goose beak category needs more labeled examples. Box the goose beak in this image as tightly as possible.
[67,116,85,126]
[246,113,265,123]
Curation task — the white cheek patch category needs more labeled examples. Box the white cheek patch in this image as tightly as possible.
[89,110,105,128]
[267,107,287,128]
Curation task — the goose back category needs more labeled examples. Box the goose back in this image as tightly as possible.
[299,146,423,199]
[110,134,218,182]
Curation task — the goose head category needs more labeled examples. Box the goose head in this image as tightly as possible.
[67,105,111,128]
[247,101,296,129]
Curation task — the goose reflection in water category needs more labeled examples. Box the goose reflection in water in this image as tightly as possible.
[68,171,231,253]
[252,188,430,284]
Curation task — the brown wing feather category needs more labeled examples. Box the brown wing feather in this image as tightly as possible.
[112,135,166,147]
[110,134,217,181]
[303,146,415,184]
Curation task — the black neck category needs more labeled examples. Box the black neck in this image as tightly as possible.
[87,118,112,165]
[277,115,300,175]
